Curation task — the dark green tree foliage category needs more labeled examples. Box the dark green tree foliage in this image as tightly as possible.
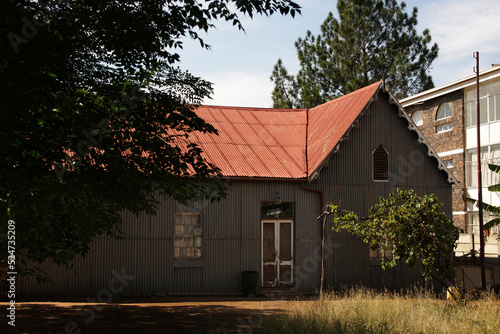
[329,189,459,284]
[0,1,300,272]
[270,58,304,109]
[271,0,438,108]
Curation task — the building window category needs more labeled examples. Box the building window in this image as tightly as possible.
[437,103,452,120]
[369,241,393,264]
[465,80,500,127]
[412,111,423,126]
[174,213,202,260]
[444,160,454,169]
[373,144,389,181]
[466,145,500,187]
[467,212,499,235]
[436,123,453,133]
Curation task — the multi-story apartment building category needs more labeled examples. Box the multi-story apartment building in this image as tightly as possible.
[401,65,500,262]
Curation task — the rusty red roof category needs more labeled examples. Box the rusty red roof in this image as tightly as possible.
[307,81,381,176]
[189,106,308,178]
[183,81,382,179]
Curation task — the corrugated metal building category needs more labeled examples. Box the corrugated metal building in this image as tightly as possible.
[19,82,456,294]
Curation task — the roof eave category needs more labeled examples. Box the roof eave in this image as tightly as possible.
[307,82,383,182]
[400,66,500,107]
[219,175,308,182]
[386,91,459,185]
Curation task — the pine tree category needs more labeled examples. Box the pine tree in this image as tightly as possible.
[271,0,438,108]
[270,59,304,109]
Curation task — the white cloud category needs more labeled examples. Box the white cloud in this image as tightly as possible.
[413,0,500,86]
[203,71,274,108]
[424,0,500,62]
[183,0,499,107]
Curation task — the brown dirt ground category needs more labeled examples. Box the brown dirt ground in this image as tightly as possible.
[0,295,299,333]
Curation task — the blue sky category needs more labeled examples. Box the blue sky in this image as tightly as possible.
[178,0,500,108]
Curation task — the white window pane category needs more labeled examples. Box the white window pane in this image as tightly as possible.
[489,81,500,95]
[470,103,477,126]
[437,123,452,133]
[466,102,476,127]
[466,150,476,162]
[437,103,452,120]
[466,89,476,102]
[495,95,500,121]
[466,161,477,187]
[492,146,500,159]
[490,97,495,122]
[412,111,423,126]
[480,98,488,124]
[480,149,488,161]
[480,86,487,98]
[490,146,500,185]
[481,163,489,186]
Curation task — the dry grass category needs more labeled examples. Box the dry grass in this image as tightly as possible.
[256,288,500,334]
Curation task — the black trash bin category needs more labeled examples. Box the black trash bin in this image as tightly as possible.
[241,271,259,296]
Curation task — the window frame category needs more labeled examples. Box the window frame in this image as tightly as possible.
[467,212,499,235]
[436,102,452,120]
[369,240,393,266]
[466,145,500,188]
[436,123,453,133]
[465,80,500,127]
[411,111,423,126]
[173,213,203,267]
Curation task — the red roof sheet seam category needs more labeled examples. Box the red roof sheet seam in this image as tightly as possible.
[244,108,307,178]
[218,108,262,177]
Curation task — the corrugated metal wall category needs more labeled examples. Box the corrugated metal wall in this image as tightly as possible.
[311,91,452,290]
[19,90,453,295]
[19,181,323,294]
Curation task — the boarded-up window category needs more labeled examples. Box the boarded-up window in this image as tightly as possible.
[373,144,389,181]
[174,213,202,260]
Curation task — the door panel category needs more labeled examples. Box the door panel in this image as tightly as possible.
[279,264,292,282]
[279,223,292,261]
[263,265,276,283]
[278,222,293,286]
[263,223,275,262]
[261,220,293,287]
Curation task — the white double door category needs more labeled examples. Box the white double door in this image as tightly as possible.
[261,220,293,287]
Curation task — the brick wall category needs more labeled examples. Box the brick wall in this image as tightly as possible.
[405,90,467,231]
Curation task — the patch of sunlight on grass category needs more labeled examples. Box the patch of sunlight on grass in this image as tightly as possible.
[256,287,500,334]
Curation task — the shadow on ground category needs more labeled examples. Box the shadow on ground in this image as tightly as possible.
[1,297,291,333]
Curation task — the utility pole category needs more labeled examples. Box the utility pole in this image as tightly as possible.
[473,51,487,290]
[317,210,328,298]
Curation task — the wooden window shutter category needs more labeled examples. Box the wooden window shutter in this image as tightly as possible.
[373,144,389,181]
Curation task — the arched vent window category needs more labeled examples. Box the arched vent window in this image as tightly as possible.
[412,111,423,126]
[437,103,452,120]
[373,144,389,181]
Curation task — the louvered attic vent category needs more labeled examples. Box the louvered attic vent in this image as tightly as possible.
[373,144,389,181]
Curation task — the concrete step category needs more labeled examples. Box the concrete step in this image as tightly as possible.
[260,288,304,300]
